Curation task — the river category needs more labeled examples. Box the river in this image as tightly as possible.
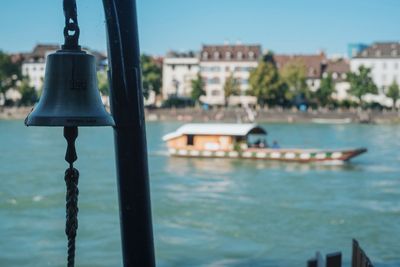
[0,120,399,266]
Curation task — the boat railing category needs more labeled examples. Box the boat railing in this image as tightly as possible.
[307,239,373,267]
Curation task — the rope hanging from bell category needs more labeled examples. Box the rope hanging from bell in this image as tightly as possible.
[64,126,79,267]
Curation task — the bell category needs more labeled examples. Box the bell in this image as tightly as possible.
[25,49,114,127]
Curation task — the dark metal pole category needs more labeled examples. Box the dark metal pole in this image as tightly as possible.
[102,1,155,266]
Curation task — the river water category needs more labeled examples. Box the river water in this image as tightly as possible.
[0,120,399,267]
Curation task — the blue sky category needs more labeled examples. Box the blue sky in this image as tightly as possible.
[1,0,400,56]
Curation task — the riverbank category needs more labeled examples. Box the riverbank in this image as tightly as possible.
[145,107,400,124]
[2,106,400,124]
[0,107,32,120]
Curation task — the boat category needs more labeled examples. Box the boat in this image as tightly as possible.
[162,123,367,163]
[311,118,352,124]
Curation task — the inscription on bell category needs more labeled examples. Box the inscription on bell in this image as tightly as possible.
[70,79,87,90]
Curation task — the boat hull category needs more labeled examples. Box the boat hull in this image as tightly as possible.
[167,148,367,162]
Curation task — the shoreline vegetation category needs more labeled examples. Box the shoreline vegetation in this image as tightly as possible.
[2,106,400,124]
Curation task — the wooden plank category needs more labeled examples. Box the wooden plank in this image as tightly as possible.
[361,251,367,267]
[352,239,359,267]
[326,252,342,267]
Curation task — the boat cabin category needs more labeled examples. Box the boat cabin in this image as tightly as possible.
[162,123,267,151]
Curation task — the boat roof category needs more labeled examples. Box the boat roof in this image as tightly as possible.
[162,123,266,141]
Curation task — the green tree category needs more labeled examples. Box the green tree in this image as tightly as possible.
[190,73,205,104]
[223,73,240,105]
[97,72,109,96]
[141,54,162,99]
[0,51,21,104]
[315,73,335,107]
[346,65,378,106]
[17,79,37,106]
[249,54,284,107]
[386,80,400,110]
[280,58,308,100]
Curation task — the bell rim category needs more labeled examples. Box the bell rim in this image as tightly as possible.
[25,115,115,127]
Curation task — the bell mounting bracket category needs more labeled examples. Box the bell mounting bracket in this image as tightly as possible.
[62,0,81,50]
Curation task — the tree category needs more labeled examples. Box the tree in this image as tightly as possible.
[190,73,205,104]
[249,53,284,107]
[223,73,240,105]
[18,79,37,106]
[315,73,335,107]
[280,58,308,100]
[346,65,378,106]
[141,54,162,99]
[386,80,400,110]
[0,51,21,104]
[97,72,109,96]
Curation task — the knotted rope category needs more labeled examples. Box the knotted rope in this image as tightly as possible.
[64,126,79,267]
[64,167,79,267]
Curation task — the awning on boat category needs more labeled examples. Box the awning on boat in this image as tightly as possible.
[162,123,266,141]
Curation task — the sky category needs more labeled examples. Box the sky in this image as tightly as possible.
[1,0,400,57]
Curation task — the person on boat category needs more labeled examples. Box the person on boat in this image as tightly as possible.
[271,140,280,149]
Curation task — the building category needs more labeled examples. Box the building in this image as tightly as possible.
[199,44,261,106]
[274,52,327,92]
[348,43,368,58]
[350,42,400,106]
[323,58,351,101]
[162,51,199,99]
[22,44,60,90]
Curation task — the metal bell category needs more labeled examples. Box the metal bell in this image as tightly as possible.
[25,49,114,127]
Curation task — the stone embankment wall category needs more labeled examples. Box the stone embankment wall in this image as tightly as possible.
[0,107,32,120]
[145,108,400,124]
[1,106,400,124]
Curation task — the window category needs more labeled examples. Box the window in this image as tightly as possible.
[248,51,255,59]
[213,52,219,60]
[225,66,230,72]
[207,77,220,85]
[211,90,221,96]
[375,50,381,57]
[187,135,194,146]
[332,72,338,79]
[171,64,175,70]
[237,52,243,60]
[241,79,249,85]
[392,50,398,57]
[202,52,208,60]
[188,65,191,70]
[225,52,231,60]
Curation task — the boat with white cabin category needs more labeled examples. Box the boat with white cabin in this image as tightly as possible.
[162,123,367,162]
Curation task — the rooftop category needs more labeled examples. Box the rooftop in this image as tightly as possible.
[274,53,327,79]
[354,42,400,58]
[201,44,262,62]
[163,123,266,141]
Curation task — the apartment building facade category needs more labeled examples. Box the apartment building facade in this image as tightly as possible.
[350,42,400,106]
[162,51,199,99]
[199,44,261,106]
[22,44,60,90]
